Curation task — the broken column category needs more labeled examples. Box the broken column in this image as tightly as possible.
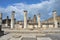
[6,16,9,27]
[0,13,4,36]
[53,10,58,28]
[11,11,15,29]
[24,10,27,29]
[0,13,2,31]
[33,15,37,23]
[37,13,41,28]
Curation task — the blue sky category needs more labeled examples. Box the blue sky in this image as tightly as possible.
[0,0,48,7]
[0,0,60,21]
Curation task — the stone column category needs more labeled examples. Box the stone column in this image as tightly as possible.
[53,10,58,28]
[33,15,37,23]
[0,13,2,31]
[0,13,4,36]
[24,10,27,29]
[6,16,9,27]
[37,13,41,28]
[11,11,15,29]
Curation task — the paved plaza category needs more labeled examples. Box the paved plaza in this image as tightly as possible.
[0,32,60,40]
[0,28,60,40]
[0,6,60,40]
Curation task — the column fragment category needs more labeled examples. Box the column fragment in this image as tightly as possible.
[53,10,58,28]
[37,14,41,28]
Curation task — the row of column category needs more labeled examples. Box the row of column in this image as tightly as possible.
[9,10,41,29]
[0,10,58,29]
[23,10,41,28]
[23,10,58,29]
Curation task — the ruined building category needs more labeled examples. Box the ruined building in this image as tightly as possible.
[1,10,60,29]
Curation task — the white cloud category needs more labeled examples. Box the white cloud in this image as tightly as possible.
[0,0,59,21]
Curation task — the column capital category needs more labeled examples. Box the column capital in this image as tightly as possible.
[52,10,56,12]
[12,11,15,13]
[52,10,57,15]
[6,16,9,19]
[24,10,27,12]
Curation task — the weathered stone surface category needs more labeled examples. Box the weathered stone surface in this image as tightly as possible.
[0,13,4,36]
[37,37,52,40]
[24,10,27,29]
[21,37,36,40]
[53,10,58,28]
[11,11,15,29]
[37,14,41,28]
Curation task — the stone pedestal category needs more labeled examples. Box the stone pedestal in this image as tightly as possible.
[0,13,4,36]
[11,11,15,29]
[24,10,27,29]
[53,10,58,28]
[37,14,41,28]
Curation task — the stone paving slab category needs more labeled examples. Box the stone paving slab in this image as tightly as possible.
[21,37,36,40]
[37,37,52,40]
[1,32,60,40]
[2,28,60,34]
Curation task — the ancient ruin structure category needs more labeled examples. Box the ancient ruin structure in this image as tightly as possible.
[24,10,27,29]
[1,9,60,40]
[1,10,60,29]
[11,11,15,29]
[37,13,41,28]
[6,16,9,27]
[0,13,2,31]
[33,15,37,23]
[53,10,58,28]
[0,13,4,36]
